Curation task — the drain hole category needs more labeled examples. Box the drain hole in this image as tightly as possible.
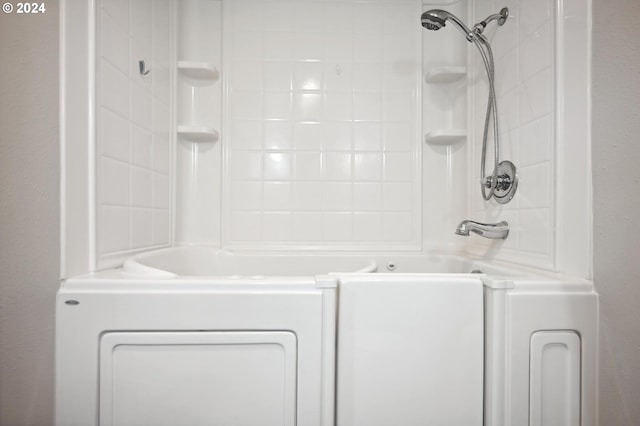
[386,262,396,271]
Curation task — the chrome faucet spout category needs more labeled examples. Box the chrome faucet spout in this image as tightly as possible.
[455,220,509,239]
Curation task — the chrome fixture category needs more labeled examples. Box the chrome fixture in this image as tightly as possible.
[421,8,518,205]
[472,8,509,34]
[455,220,509,239]
[420,9,474,38]
[421,8,508,35]
[484,160,518,204]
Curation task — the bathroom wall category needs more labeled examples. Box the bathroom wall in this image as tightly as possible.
[81,0,448,268]
[0,3,59,425]
[467,0,590,275]
[169,0,472,251]
[222,0,423,250]
[165,0,592,271]
[96,0,173,268]
[87,0,590,274]
[592,0,640,423]
[467,0,555,268]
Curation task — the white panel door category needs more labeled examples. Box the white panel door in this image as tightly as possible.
[99,331,297,426]
[336,275,484,426]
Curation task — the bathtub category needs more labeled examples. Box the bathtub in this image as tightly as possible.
[121,246,379,278]
[56,247,598,426]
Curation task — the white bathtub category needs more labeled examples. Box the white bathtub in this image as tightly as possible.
[121,246,521,278]
[121,246,379,278]
[56,247,598,426]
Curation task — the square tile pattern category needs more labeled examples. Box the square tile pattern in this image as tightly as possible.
[225,0,421,248]
[97,0,172,262]
[95,0,558,262]
[469,0,556,267]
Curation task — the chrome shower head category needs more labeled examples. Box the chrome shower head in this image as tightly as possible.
[421,9,448,31]
[421,9,473,39]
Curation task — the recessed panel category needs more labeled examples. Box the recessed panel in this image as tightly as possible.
[99,331,297,426]
[529,330,581,426]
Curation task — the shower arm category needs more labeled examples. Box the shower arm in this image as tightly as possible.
[473,8,509,35]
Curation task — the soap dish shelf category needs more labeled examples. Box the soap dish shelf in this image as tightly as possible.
[177,125,219,142]
[425,66,467,84]
[424,129,466,145]
[177,61,219,81]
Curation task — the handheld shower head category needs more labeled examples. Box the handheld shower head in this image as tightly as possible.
[420,9,448,31]
[421,9,474,40]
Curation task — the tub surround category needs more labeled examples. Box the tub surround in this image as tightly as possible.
[62,0,591,279]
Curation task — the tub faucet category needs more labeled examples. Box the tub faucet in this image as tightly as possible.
[455,220,509,239]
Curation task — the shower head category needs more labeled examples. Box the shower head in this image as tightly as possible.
[420,9,448,31]
[421,9,473,39]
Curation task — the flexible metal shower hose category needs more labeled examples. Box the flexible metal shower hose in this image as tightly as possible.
[471,33,500,200]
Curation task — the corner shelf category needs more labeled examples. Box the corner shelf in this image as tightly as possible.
[177,125,219,142]
[177,61,219,81]
[424,129,466,145]
[425,66,466,84]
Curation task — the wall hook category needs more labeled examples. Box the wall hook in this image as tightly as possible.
[139,60,151,76]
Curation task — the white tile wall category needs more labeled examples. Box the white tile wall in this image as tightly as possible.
[97,0,172,267]
[468,0,556,269]
[88,0,580,268]
[223,0,422,249]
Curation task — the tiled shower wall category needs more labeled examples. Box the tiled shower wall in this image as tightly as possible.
[97,0,172,268]
[223,0,422,249]
[93,0,564,267]
[468,0,556,269]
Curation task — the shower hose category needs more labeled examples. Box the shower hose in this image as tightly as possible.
[471,32,500,201]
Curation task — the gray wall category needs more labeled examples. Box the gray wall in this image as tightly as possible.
[0,3,59,426]
[593,0,640,424]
